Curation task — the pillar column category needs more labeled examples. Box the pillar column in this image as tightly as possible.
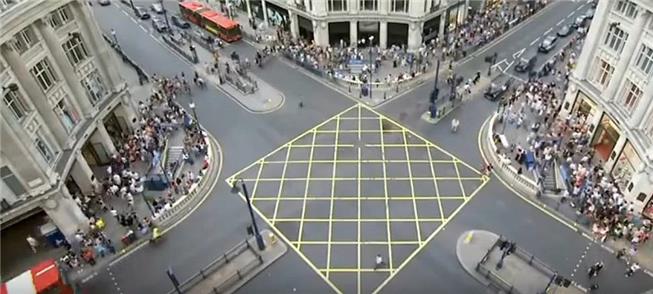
[574,0,612,79]
[69,153,95,194]
[42,188,88,240]
[438,14,446,38]
[379,21,388,49]
[633,80,653,128]
[71,1,122,92]
[313,21,329,47]
[0,44,68,147]
[0,171,19,204]
[407,22,423,50]
[34,19,91,117]
[262,0,268,26]
[604,11,650,102]
[289,11,300,40]
[350,21,358,47]
[246,0,252,19]
[95,123,118,156]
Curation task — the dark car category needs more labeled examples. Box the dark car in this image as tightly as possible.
[484,79,513,101]
[134,6,150,20]
[572,16,586,29]
[98,0,110,6]
[152,17,168,33]
[171,15,190,29]
[151,3,164,14]
[557,25,571,37]
[515,51,537,73]
[538,35,558,53]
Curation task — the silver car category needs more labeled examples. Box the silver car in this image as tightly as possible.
[151,3,164,14]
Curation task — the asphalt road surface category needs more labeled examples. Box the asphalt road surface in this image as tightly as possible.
[84,1,653,293]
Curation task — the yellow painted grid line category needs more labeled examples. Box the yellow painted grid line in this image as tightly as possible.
[362,104,485,176]
[452,160,468,200]
[372,178,490,294]
[274,218,443,222]
[296,129,318,250]
[249,159,266,201]
[271,143,293,225]
[288,144,355,148]
[241,177,484,181]
[325,115,341,280]
[378,116,394,272]
[401,128,422,245]
[259,159,458,164]
[292,241,421,245]
[426,144,446,228]
[252,196,466,201]
[321,268,393,273]
[357,105,362,294]
[314,129,404,134]
[337,116,382,120]
[228,104,360,183]
[230,189,343,294]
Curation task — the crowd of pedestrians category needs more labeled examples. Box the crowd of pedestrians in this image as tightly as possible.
[57,72,209,270]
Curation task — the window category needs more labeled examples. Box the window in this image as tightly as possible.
[0,166,27,196]
[328,0,346,11]
[360,0,377,10]
[428,0,440,12]
[49,6,72,28]
[81,70,107,104]
[593,58,614,87]
[54,99,79,132]
[603,25,628,53]
[615,0,638,18]
[3,89,29,120]
[391,0,409,12]
[621,80,642,113]
[10,27,36,54]
[63,35,89,65]
[30,59,58,92]
[635,45,653,75]
[35,136,54,163]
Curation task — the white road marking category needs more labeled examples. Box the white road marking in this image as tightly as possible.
[543,28,553,36]
[139,25,147,32]
[503,72,527,82]
[567,11,575,18]
[529,37,540,46]
[121,10,129,16]
[575,6,584,12]
[556,19,565,26]
[503,60,515,73]
[512,48,525,59]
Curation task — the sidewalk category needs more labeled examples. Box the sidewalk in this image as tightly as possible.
[456,230,585,293]
[64,45,223,285]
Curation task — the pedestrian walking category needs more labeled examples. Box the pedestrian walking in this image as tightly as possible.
[26,235,38,253]
[451,118,460,132]
[587,261,603,278]
[374,254,386,270]
[625,262,640,277]
[616,248,626,260]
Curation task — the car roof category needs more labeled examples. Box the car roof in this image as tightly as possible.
[544,35,556,41]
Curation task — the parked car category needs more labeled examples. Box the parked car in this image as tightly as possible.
[134,6,150,19]
[585,8,595,19]
[538,35,558,53]
[151,3,164,14]
[484,79,513,101]
[557,25,572,37]
[171,15,190,29]
[152,17,168,33]
[120,0,129,4]
[98,0,110,6]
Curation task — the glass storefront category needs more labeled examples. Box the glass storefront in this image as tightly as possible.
[571,91,597,127]
[445,1,466,33]
[591,114,620,161]
[611,141,641,192]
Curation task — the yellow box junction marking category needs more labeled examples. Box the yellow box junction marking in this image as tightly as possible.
[227,104,489,294]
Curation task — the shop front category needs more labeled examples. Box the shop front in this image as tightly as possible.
[357,21,379,47]
[591,113,621,162]
[422,15,441,43]
[265,2,290,29]
[570,90,599,129]
[387,22,408,47]
[328,22,350,47]
[643,193,653,219]
[444,1,466,35]
[611,141,641,193]
[298,15,314,41]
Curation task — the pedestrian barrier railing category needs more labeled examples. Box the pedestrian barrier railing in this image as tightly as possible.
[102,33,149,84]
[162,35,198,64]
[476,237,521,294]
[487,113,540,194]
[166,238,264,294]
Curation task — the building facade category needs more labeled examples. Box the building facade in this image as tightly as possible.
[560,0,653,216]
[234,0,484,49]
[1,0,136,239]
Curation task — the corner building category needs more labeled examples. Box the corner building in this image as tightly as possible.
[239,0,490,50]
[560,0,653,216]
[1,0,136,239]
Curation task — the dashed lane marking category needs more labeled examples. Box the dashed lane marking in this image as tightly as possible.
[529,37,540,46]
[567,11,575,18]
[557,19,565,26]
[543,28,553,36]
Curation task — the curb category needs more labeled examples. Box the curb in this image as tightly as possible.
[477,115,653,277]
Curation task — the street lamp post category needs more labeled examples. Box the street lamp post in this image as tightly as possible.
[189,101,199,130]
[231,178,266,250]
[429,59,441,118]
[110,29,119,47]
[368,35,374,100]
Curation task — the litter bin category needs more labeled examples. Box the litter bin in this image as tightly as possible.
[39,222,66,248]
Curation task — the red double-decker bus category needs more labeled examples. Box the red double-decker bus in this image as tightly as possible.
[178,1,241,42]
